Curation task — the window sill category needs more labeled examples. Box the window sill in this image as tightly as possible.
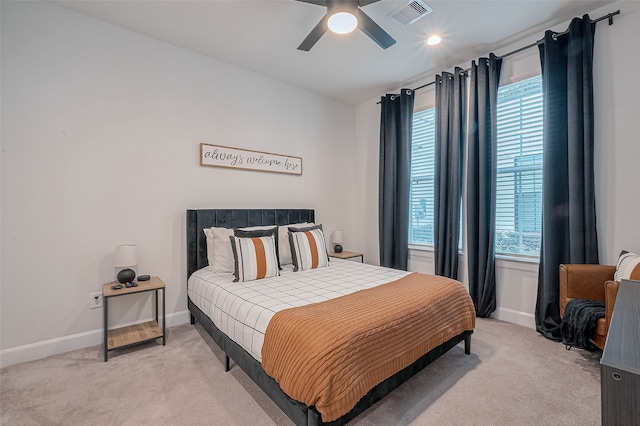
[408,244,433,252]
[496,254,539,264]
[409,245,539,268]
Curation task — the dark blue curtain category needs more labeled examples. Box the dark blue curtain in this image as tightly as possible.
[434,69,467,279]
[379,89,415,270]
[536,15,599,340]
[467,54,502,317]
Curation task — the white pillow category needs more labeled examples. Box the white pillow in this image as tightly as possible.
[614,251,640,282]
[203,228,215,268]
[203,227,234,273]
[204,222,314,272]
[241,225,277,231]
[279,222,311,265]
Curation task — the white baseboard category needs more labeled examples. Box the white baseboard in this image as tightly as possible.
[1,307,535,368]
[0,310,191,369]
[494,307,536,329]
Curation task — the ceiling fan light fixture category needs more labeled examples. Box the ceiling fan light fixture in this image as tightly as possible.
[328,12,358,34]
[426,35,441,46]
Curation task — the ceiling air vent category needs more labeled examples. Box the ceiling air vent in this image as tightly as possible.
[388,0,433,26]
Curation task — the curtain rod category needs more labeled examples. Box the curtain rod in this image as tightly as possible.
[407,9,620,93]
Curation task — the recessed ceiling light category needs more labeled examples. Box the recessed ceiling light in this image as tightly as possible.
[328,12,358,34]
[426,35,441,46]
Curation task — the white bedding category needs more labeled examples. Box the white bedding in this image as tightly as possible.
[187,258,409,362]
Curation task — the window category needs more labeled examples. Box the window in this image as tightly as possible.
[495,75,543,256]
[409,108,435,245]
[409,74,542,255]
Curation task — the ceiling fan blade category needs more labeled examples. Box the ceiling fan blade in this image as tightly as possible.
[295,0,327,5]
[357,9,396,49]
[298,14,329,51]
[357,0,381,6]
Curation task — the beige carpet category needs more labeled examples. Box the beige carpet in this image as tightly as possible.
[0,318,601,425]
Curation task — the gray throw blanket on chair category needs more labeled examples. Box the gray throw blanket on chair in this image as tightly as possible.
[560,298,605,351]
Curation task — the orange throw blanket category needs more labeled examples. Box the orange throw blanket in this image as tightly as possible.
[261,272,476,422]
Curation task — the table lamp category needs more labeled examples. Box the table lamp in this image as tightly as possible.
[115,244,138,287]
[332,230,344,253]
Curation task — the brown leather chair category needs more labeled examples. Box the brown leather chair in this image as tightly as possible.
[559,264,620,350]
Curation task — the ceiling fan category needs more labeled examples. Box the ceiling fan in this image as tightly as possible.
[295,0,396,51]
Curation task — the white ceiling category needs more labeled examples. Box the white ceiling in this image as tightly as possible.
[53,0,616,105]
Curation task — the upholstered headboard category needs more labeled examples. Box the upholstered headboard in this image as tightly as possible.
[186,209,315,278]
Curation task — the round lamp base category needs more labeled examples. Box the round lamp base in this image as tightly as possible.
[117,268,136,284]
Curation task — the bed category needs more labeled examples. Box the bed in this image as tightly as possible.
[186,208,475,426]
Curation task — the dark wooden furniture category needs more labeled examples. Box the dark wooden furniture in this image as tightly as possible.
[186,208,472,426]
[102,276,166,361]
[600,279,640,425]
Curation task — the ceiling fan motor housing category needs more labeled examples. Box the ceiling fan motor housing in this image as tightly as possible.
[327,0,359,15]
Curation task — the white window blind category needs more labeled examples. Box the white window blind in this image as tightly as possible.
[409,108,435,245]
[495,75,543,256]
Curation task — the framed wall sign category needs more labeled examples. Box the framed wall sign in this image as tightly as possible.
[200,143,302,175]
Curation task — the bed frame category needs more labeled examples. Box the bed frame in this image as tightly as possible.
[186,208,472,426]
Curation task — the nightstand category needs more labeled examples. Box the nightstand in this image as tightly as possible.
[329,251,364,263]
[102,276,166,361]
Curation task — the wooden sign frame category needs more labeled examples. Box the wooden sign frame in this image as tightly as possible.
[200,143,302,175]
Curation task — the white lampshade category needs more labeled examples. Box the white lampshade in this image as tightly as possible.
[332,230,344,244]
[328,12,358,34]
[115,244,138,267]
